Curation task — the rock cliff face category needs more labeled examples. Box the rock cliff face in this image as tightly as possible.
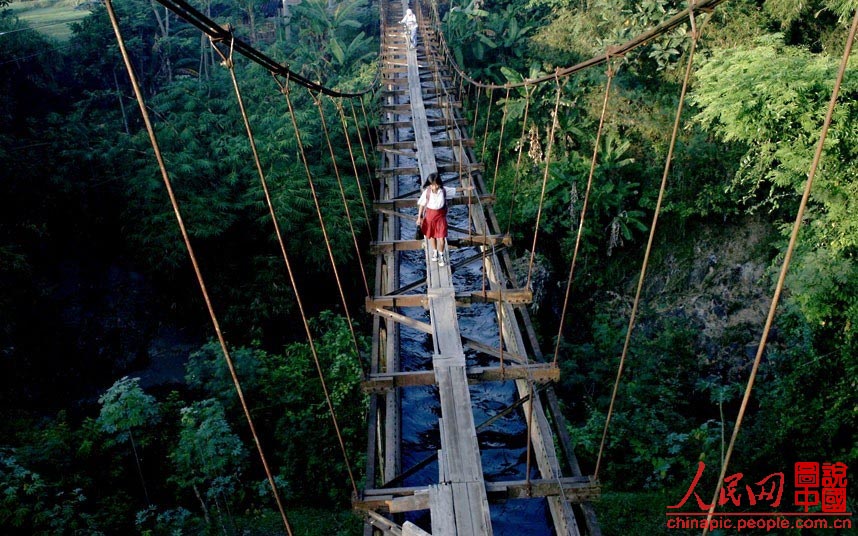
[561,218,780,382]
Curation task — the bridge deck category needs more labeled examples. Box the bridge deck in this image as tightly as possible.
[359,1,600,534]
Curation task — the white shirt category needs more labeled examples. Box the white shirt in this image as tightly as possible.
[418,186,456,210]
[400,11,417,30]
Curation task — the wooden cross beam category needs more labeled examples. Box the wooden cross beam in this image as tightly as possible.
[361,362,560,393]
[369,234,510,253]
[354,477,601,511]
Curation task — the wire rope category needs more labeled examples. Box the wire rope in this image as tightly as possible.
[505,84,534,237]
[334,97,375,239]
[351,98,378,202]
[701,11,858,534]
[103,4,294,532]
[312,90,372,299]
[552,58,618,366]
[525,77,563,291]
[594,13,704,482]
[491,87,511,196]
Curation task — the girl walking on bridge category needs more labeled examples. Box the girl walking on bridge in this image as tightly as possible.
[400,8,418,48]
[417,173,455,267]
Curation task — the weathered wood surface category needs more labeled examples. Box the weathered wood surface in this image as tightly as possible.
[361,0,599,533]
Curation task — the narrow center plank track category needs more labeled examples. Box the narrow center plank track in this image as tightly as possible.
[357,1,601,534]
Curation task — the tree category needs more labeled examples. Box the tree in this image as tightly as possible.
[691,34,858,352]
[169,399,247,529]
[97,376,160,505]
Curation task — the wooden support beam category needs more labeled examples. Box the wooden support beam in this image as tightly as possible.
[467,288,533,305]
[379,118,470,128]
[355,477,600,511]
[461,336,527,364]
[382,102,462,112]
[378,138,473,150]
[365,289,531,309]
[373,193,494,209]
[361,363,560,393]
[368,307,433,334]
[369,234,510,253]
[376,162,484,177]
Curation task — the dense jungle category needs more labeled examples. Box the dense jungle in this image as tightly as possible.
[1,0,856,533]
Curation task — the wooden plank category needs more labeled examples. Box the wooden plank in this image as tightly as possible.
[362,363,559,392]
[429,484,456,536]
[379,138,474,150]
[382,101,462,111]
[366,510,403,535]
[355,477,599,510]
[370,234,509,254]
[467,288,532,305]
[388,490,430,513]
[452,482,477,536]
[379,118,470,128]
[373,193,494,209]
[366,294,427,309]
[368,307,433,334]
[402,521,433,536]
[366,289,530,308]
[376,162,484,176]
[461,336,527,364]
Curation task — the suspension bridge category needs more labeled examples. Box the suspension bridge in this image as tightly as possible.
[102,0,858,532]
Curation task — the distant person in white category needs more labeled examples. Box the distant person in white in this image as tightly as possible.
[400,8,418,48]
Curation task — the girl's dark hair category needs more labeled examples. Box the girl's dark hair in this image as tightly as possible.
[423,172,446,206]
[423,172,442,188]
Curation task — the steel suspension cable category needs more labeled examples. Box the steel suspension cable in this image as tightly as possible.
[472,86,483,151]
[525,78,563,291]
[491,87,511,196]
[701,11,858,535]
[360,93,377,149]
[273,74,360,497]
[552,59,618,367]
[480,87,494,163]
[505,85,535,237]
[351,98,377,202]
[334,97,374,239]
[312,91,372,299]
[274,76,362,363]
[211,39,361,497]
[103,5,294,532]
[594,17,704,482]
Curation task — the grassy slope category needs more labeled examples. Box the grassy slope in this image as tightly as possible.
[8,0,91,41]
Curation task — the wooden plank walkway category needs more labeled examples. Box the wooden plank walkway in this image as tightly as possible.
[358,0,601,534]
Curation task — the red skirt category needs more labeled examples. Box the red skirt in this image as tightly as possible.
[421,207,448,239]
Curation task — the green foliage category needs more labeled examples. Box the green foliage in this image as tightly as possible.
[288,0,376,83]
[186,312,367,504]
[564,312,710,489]
[444,0,540,82]
[169,399,247,496]
[97,376,160,444]
[692,33,858,358]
